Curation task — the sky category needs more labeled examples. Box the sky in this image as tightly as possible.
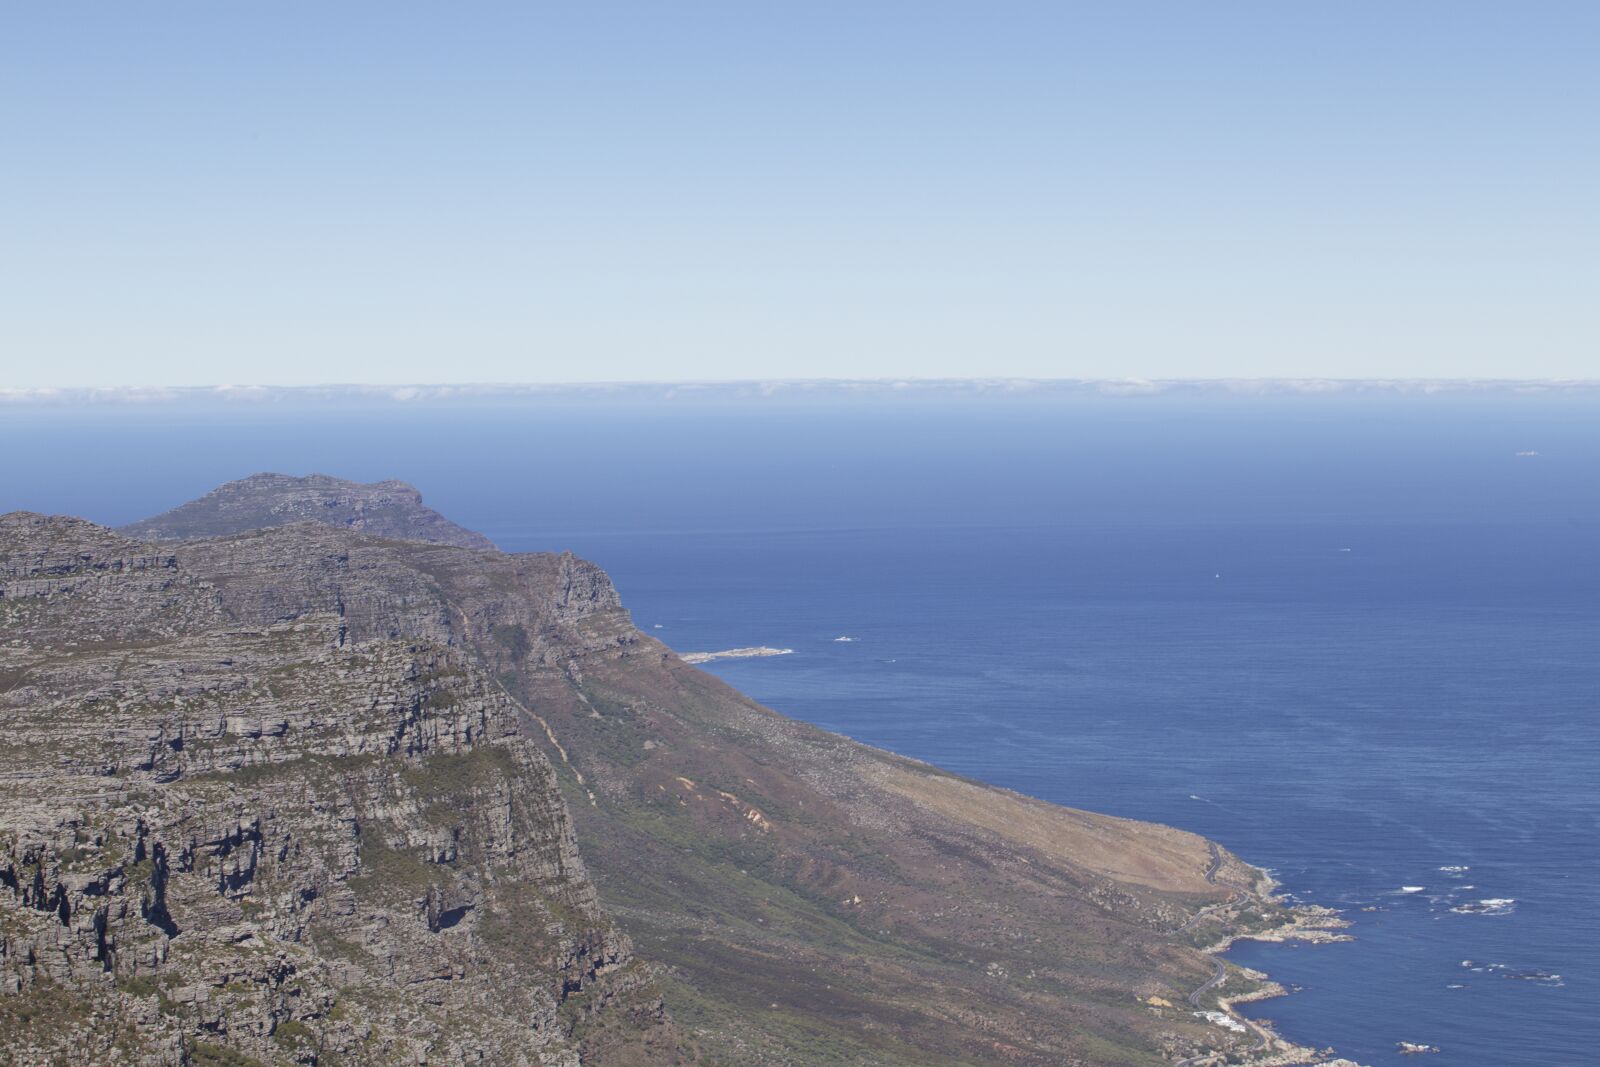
[2,2,1597,388]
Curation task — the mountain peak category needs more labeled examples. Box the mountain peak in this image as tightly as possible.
[118,472,496,549]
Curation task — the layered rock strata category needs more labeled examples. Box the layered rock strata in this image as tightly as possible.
[0,513,668,1066]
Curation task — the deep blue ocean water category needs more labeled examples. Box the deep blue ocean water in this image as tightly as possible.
[4,394,1596,1065]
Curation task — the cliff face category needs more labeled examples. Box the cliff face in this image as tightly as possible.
[117,473,497,551]
[2,484,1294,1067]
[0,514,673,1067]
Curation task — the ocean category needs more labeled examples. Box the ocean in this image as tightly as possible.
[4,392,1596,1065]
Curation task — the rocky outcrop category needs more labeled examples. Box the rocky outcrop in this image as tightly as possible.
[117,473,496,550]
[0,512,672,1066]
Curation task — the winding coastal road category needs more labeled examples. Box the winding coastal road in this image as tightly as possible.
[1172,842,1272,1067]
[1170,843,1231,935]
[1174,954,1270,1066]
[1187,958,1227,1008]
[1171,900,1228,937]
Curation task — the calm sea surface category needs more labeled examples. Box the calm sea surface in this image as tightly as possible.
[5,395,1597,1065]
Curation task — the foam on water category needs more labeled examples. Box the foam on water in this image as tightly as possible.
[1451,899,1518,917]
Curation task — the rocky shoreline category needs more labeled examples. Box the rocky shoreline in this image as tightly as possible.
[1204,899,1354,954]
[1171,863,1363,1067]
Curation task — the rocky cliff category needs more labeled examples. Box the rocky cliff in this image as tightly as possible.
[117,474,496,550]
[2,481,1313,1067]
[0,514,673,1066]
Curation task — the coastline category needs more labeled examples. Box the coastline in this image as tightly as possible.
[1174,858,1362,1067]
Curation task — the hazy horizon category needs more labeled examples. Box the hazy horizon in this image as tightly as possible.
[5,376,1599,405]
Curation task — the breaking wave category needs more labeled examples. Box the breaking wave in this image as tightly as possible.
[1451,898,1516,916]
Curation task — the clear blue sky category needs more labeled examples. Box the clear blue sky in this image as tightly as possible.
[3,2,1596,387]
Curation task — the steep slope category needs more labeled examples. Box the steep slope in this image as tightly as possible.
[410,542,1297,1066]
[118,473,495,550]
[0,513,678,1066]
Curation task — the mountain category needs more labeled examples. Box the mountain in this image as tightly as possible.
[0,513,672,1066]
[117,473,496,550]
[1,480,1336,1067]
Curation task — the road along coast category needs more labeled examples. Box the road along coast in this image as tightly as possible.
[1166,846,1361,1067]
